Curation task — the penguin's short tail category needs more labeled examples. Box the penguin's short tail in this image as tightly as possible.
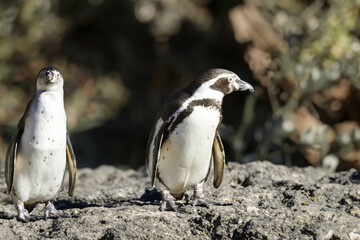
[24,202,39,213]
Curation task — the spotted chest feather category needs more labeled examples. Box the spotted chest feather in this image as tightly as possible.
[13,92,67,203]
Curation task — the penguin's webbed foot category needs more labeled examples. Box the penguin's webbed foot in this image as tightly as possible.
[190,195,210,208]
[160,190,183,212]
[44,201,69,220]
[16,203,38,223]
[16,209,32,223]
[190,182,210,208]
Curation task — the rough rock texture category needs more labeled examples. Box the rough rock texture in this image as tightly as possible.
[0,161,359,239]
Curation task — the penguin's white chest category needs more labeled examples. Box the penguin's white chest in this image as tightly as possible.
[13,92,66,203]
[157,106,221,194]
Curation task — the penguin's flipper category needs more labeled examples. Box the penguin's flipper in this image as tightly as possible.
[212,130,225,188]
[149,120,171,187]
[5,98,34,194]
[5,127,22,194]
[66,132,77,196]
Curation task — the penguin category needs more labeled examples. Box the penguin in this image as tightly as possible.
[5,67,77,222]
[146,68,254,211]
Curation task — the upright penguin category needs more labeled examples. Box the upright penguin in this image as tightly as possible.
[146,68,254,211]
[5,67,77,222]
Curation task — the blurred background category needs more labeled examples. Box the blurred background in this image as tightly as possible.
[0,0,360,171]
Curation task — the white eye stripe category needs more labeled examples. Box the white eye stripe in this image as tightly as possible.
[227,74,237,82]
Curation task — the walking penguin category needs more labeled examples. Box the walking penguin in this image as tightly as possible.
[146,68,254,211]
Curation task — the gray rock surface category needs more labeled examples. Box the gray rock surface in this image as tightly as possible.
[0,161,359,239]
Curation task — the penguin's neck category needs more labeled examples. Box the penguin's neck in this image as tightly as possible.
[31,90,65,117]
[35,88,64,97]
[191,83,225,103]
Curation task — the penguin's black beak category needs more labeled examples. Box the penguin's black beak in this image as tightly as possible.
[235,78,254,92]
[45,70,54,83]
[45,70,58,83]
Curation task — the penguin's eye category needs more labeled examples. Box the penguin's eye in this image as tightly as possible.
[227,75,237,83]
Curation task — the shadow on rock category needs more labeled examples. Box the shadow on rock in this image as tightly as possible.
[54,200,101,210]
[0,211,13,220]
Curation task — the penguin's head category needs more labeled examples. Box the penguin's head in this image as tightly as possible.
[36,67,64,91]
[188,69,254,99]
[208,68,254,94]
